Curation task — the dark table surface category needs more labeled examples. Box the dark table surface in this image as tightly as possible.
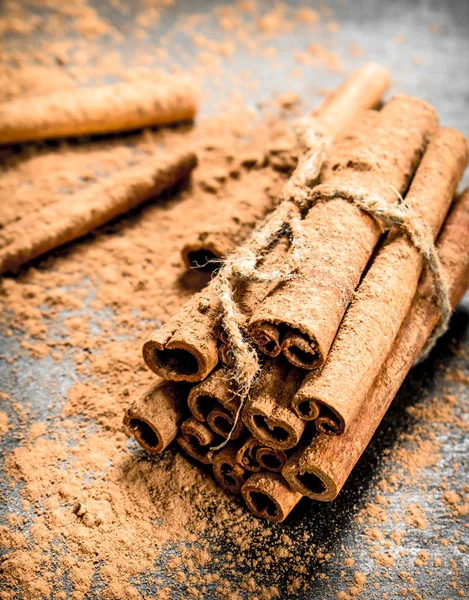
[1,1,468,598]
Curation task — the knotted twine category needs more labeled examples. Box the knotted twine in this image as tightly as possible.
[211,117,450,451]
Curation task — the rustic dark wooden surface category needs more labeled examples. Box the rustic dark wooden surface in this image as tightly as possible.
[0,0,468,598]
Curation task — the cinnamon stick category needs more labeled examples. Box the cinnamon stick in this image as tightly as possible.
[212,445,249,494]
[310,62,390,139]
[256,447,288,473]
[142,280,220,382]
[187,366,244,439]
[176,417,218,465]
[0,150,197,275]
[0,77,198,145]
[142,64,391,384]
[283,187,469,500]
[242,359,305,450]
[123,381,189,454]
[181,63,390,271]
[292,127,468,433]
[181,179,277,271]
[237,436,288,473]
[242,472,302,522]
[249,95,439,368]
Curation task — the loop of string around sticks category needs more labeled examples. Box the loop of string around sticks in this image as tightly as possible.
[210,118,451,451]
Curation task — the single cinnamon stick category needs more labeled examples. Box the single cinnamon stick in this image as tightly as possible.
[236,436,288,473]
[123,381,189,453]
[181,180,278,271]
[310,62,390,139]
[142,65,391,384]
[283,188,469,500]
[242,472,302,522]
[0,76,198,145]
[0,150,197,275]
[187,366,244,439]
[242,359,305,450]
[181,63,390,271]
[212,445,250,494]
[256,447,288,473]
[292,127,468,433]
[249,111,381,358]
[142,280,220,382]
[176,417,218,465]
[249,95,439,368]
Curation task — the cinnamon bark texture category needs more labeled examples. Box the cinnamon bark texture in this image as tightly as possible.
[242,359,305,450]
[237,437,288,473]
[283,188,469,500]
[249,95,439,369]
[186,366,245,439]
[123,381,189,454]
[310,63,390,139]
[0,150,197,275]
[181,185,277,271]
[142,64,391,385]
[242,472,302,523]
[142,280,220,382]
[256,447,288,473]
[212,445,249,494]
[177,417,218,464]
[181,63,390,271]
[0,77,198,144]
[249,111,380,360]
[292,127,468,433]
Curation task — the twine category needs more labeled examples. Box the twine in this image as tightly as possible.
[210,120,450,450]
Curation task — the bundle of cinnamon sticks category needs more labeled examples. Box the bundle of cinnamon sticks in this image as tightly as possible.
[124,64,469,522]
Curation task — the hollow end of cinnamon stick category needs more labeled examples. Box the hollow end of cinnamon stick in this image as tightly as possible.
[242,473,302,522]
[236,438,263,472]
[282,458,336,501]
[124,415,165,453]
[177,417,217,464]
[207,406,244,440]
[256,448,287,473]
[292,392,343,434]
[218,343,235,367]
[291,397,320,421]
[142,337,212,382]
[212,446,249,495]
[249,321,283,357]
[282,329,323,370]
[181,242,222,272]
[123,381,187,454]
[243,406,304,451]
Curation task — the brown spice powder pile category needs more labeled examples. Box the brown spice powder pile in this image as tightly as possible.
[1,1,468,599]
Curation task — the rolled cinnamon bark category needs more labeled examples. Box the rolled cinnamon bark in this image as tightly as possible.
[212,445,249,494]
[187,366,244,439]
[283,188,469,500]
[143,64,391,384]
[236,436,288,473]
[177,417,218,465]
[181,63,390,270]
[142,280,220,382]
[123,381,189,454]
[249,111,381,359]
[292,127,468,433]
[181,182,277,271]
[256,447,288,473]
[0,76,198,144]
[310,62,390,139]
[242,472,302,522]
[249,95,439,368]
[242,359,305,450]
[0,150,197,275]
